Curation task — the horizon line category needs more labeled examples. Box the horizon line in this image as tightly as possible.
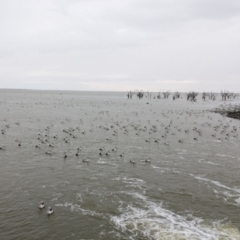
[0,88,239,94]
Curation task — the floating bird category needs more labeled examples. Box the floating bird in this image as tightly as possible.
[39,201,45,209]
[47,207,53,215]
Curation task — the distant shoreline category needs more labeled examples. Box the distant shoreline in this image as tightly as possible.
[0,88,239,94]
[0,88,125,93]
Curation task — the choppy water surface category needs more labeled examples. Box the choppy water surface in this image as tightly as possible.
[0,90,240,240]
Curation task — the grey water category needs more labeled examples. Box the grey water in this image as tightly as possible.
[0,90,240,240]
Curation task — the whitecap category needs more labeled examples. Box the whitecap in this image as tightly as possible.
[111,192,240,240]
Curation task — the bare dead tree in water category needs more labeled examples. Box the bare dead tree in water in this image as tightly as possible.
[228,92,234,99]
[163,91,171,99]
[127,91,134,99]
[221,91,228,101]
[221,91,235,101]
[187,91,198,101]
[146,91,152,99]
[202,92,207,101]
[227,92,239,100]
[135,89,144,99]
[207,92,216,100]
[233,93,239,99]
[173,92,180,99]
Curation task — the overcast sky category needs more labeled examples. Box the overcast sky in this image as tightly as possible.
[0,0,240,92]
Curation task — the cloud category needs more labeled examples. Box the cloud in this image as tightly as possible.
[190,0,240,20]
[0,0,240,91]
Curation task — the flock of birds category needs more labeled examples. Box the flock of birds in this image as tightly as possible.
[0,94,240,218]
[38,201,53,215]
[0,102,239,162]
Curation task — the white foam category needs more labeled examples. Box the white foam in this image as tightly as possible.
[190,174,240,205]
[111,192,240,240]
[205,161,219,166]
[55,202,80,212]
[97,160,107,164]
[216,154,236,159]
[55,202,103,217]
[76,193,83,203]
[52,192,64,201]
[190,175,240,194]
[152,165,162,170]
[114,177,146,184]
[198,159,219,166]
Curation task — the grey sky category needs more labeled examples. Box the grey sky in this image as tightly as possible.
[0,0,240,92]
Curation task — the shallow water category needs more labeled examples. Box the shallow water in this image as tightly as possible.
[0,90,240,239]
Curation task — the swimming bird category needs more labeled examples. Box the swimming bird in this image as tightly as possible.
[47,207,53,215]
[39,201,45,209]
[45,150,52,155]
